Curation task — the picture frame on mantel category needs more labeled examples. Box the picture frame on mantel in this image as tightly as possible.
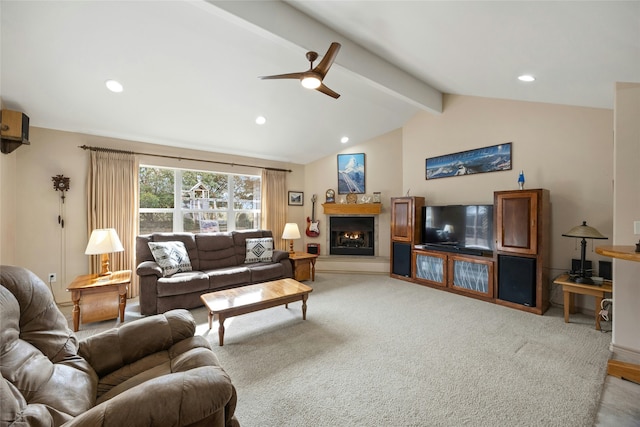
[425,142,512,180]
[288,191,303,206]
[337,153,365,194]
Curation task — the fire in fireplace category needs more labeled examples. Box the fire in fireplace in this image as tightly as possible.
[329,216,374,256]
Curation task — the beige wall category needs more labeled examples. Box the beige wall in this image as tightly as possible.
[612,83,640,360]
[1,94,623,314]
[3,127,302,303]
[403,94,614,305]
[302,128,403,258]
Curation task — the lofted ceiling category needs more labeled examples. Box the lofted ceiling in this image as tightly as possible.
[1,1,638,165]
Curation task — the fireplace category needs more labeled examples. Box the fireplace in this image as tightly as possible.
[329,216,375,256]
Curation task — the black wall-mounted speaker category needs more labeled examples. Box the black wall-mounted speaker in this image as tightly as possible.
[392,242,411,277]
[0,110,30,154]
[498,255,536,307]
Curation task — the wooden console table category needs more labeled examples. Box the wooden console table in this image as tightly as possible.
[595,245,640,384]
[66,270,131,331]
[552,273,612,331]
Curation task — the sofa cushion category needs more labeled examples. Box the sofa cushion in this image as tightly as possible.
[156,272,210,297]
[149,241,193,277]
[206,266,251,290]
[196,233,238,270]
[245,237,274,263]
[248,262,286,283]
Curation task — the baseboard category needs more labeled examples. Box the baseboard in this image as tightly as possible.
[610,343,640,365]
[608,343,640,385]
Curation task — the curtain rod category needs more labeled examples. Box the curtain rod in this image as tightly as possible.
[78,145,292,173]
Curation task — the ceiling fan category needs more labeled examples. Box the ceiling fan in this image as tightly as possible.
[260,42,341,99]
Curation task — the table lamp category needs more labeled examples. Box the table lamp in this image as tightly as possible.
[282,223,301,254]
[562,221,607,284]
[85,228,124,276]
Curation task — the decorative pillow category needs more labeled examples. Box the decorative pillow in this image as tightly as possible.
[245,237,274,263]
[148,241,193,277]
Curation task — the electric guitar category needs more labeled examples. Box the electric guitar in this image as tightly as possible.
[306,194,320,237]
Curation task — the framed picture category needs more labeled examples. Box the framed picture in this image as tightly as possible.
[425,142,512,180]
[337,153,366,194]
[288,191,304,206]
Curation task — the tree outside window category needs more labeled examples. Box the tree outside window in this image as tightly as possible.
[139,166,260,234]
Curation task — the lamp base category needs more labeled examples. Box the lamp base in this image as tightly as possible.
[573,276,595,285]
[99,253,112,276]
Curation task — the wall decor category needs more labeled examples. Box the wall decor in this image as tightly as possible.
[425,142,512,180]
[337,153,365,194]
[288,191,303,206]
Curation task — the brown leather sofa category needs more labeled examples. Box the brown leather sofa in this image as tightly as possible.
[0,265,240,427]
[136,229,293,315]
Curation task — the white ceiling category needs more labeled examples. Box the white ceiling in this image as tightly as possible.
[1,1,638,165]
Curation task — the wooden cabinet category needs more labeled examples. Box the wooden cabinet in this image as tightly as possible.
[413,249,494,300]
[494,189,550,314]
[390,196,425,280]
[413,250,447,287]
[495,190,539,254]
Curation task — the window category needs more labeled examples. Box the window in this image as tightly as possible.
[139,166,260,234]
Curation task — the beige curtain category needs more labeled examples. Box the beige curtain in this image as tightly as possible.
[87,150,139,297]
[261,169,287,250]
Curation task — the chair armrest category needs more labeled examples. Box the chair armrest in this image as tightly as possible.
[272,250,290,263]
[78,309,196,377]
[136,260,162,277]
[61,366,237,427]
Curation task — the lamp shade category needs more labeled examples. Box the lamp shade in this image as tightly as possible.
[562,221,607,240]
[85,228,124,255]
[282,223,301,240]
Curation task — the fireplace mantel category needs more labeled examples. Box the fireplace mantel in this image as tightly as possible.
[322,203,382,215]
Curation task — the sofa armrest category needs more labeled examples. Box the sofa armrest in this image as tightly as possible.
[61,366,238,427]
[272,250,290,263]
[78,309,196,377]
[136,260,162,277]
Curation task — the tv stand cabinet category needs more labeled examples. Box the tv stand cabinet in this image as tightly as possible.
[390,190,550,315]
[413,248,494,301]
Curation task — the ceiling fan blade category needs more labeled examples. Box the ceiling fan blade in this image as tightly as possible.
[316,83,340,99]
[259,72,303,80]
[313,42,341,77]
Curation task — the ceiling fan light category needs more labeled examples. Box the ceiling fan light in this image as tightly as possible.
[301,75,321,89]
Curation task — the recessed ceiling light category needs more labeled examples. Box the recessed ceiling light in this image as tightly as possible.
[517,74,536,82]
[255,116,266,125]
[340,136,349,144]
[105,79,124,93]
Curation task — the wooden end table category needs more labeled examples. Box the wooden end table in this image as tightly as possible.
[200,278,313,346]
[553,273,612,331]
[288,251,318,281]
[66,270,131,332]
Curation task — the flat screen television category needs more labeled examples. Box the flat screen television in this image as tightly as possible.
[421,204,494,256]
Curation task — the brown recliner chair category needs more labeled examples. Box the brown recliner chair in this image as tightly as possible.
[0,265,240,427]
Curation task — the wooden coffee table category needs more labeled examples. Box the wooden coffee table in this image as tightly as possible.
[200,278,313,346]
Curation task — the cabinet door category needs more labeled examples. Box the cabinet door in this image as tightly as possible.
[391,198,413,242]
[495,191,538,255]
[413,250,447,287]
[448,255,494,298]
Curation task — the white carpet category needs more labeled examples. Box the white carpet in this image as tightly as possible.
[72,273,612,427]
